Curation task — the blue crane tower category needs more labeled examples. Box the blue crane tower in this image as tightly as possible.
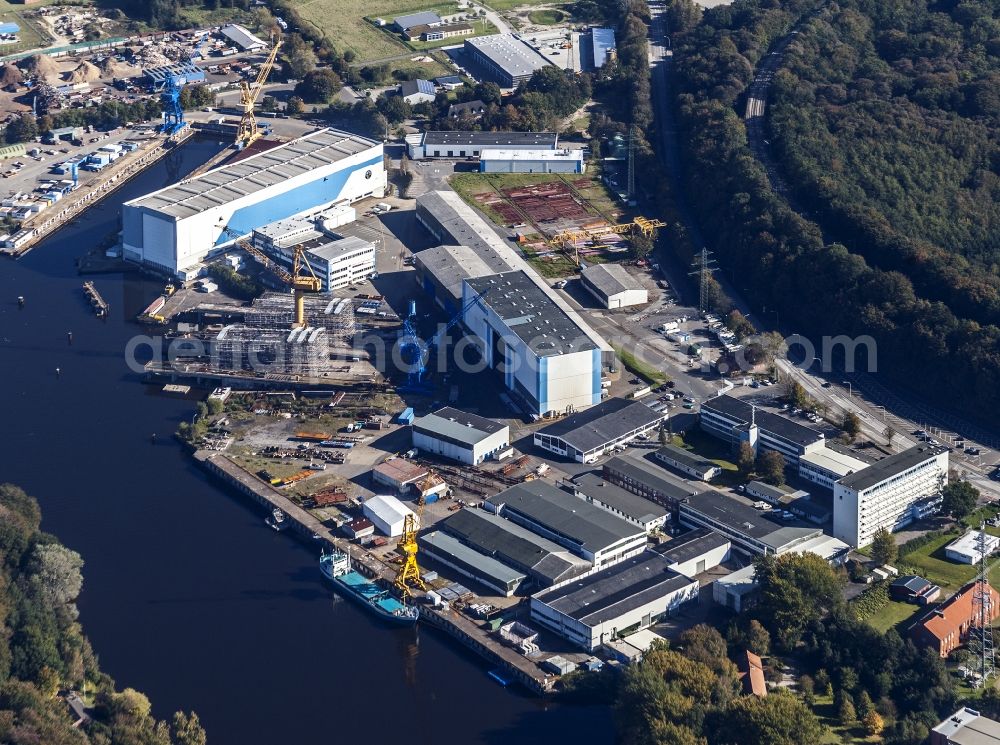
[399,291,489,392]
[159,77,186,135]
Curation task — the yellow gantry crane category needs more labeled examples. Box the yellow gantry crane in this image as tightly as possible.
[218,225,322,328]
[394,512,427,598]
[236,37,282,149]
[551,216,667,266]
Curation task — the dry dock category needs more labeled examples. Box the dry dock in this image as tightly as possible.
[195,450,555,694]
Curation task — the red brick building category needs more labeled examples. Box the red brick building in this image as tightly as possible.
[911,581,1000,657]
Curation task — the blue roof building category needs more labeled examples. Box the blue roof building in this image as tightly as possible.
[591,27,616,69]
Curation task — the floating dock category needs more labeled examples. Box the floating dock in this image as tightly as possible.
[82,281,109,317]
[195,450,555,695]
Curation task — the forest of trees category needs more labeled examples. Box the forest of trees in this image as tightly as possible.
[603,552,966,744]
[769,0,1000,321]
[0,483,205,745]
[665,0,1000,424]
[107,0,252,29]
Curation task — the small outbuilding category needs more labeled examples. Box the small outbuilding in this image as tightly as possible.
[581,263,647,309]
[363,494,415,537]
[945,530,1000,565]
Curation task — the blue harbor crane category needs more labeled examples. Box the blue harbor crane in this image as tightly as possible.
[399,290,489,392]
[159,77,186,135]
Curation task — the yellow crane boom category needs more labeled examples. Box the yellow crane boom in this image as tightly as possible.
[394,512,427,598]
[237,38,282,149]
[219,225,322,328]
[551,216,667,266]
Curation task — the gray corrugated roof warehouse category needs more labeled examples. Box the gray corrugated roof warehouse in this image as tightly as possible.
[486,480,646,561]
[655,527,730,565]
[419,530,526,595]
[570,472,668,528]
[440,507,589,586]
[532,551,694,624]
[412,407,507,446]
[533,397,665,456]
[603,453,701,505]
[464,34,553,86]
[126,130,376,220]
[580,263,644,298]
[422,131,559,147]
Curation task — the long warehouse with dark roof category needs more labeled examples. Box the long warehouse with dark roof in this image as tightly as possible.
[122,128,386,278]
[485,480,647,566]
[534,396,666,462]
[439,507,590,587]
[530,551,699,650]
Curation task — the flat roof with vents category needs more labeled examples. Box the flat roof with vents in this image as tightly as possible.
[125,129,378,220]
[465,34,553,80]
[532,550,696,625]
[422,130,559,148]
[467,270,597,357]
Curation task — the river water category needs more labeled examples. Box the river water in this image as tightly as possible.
[0,138,614,745]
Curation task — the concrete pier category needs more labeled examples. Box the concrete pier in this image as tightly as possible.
[195,450,556,695]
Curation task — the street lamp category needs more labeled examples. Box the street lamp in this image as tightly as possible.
[842,380,852,397]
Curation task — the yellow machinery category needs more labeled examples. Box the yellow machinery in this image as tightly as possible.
[220,226,322,328]
[394,512,427,598]
[236,38,282,149]
[551,216,667,265]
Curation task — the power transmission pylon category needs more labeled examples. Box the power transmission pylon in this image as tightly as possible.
[969,522,996,687]
[688,247,718,313]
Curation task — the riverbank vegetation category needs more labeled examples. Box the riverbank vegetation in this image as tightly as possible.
[666,0,1000,424]
[0,483,206,745]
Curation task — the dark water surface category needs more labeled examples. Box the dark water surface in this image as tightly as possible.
[0,138,614,745]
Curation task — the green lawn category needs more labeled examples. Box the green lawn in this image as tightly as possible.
[811,693,880,745]
[866,599,921,634]
[901,532,979,592]
[404,19,497,51]
[528,8,566,24]
[612,344,666,386]
[290,0,467,62]
[677,427,739,473]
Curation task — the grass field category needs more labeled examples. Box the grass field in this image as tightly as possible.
[0,1,52,57]
[612,344,666,386]
[289,0,464,62]
[528,8,566,24]
[866,599,921,634]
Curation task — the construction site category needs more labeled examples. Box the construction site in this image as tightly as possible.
[451,172,663,276]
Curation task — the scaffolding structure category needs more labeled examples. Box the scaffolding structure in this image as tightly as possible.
[969,523,996,687]
[212,324,329,376]
[243,291,357,343]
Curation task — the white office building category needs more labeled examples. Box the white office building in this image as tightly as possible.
[699,394,825,467]
[798,446,871,490]
[832,445,949,548]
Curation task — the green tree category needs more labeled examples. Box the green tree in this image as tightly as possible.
[738,442,756,479]
[294,68,342,104]
[726,309,754,340]
[712,690,823,745]
[6,113,38,144]
[838,692,856,725]
[207,398,224,416]
[28,543,84,611]
[855,689,874,719]
[261,95,277,113]
[842,412,861,442]
[172,711,207,745]
[941,480,979,520]
[631,232,654,259]
[814,668,832,696]
[756,450,785,486]
[870,527,898,567]
[786,381,808,408]
[287,96,305,116]
[744,620,771,656]
[753,553,844,649]
[884,426,895,446]
[798,674,815,705]
[376,94,411,125]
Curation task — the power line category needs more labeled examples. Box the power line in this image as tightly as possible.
[969,522,996,687]
[688,247,718,312]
